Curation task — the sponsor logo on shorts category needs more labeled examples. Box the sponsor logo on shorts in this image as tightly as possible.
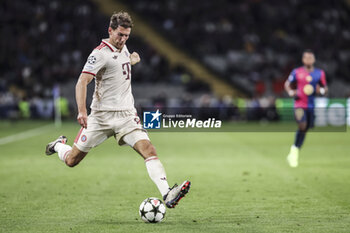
[81,135,87,142]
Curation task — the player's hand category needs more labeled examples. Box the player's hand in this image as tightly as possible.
[316,85,326,96]
[77,112,88,129]
[130,52,141,65]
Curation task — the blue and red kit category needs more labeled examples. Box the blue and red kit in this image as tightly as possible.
[288,66,327,109]
[288,66,327,130]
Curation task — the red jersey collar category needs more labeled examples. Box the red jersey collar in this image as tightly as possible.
[101,39,118,52]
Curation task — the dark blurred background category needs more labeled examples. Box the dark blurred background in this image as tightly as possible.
[1,0,350,121]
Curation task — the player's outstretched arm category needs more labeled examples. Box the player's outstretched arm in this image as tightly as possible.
[75,73,94,128]
[130,52,141,65]
[317,70,328,96]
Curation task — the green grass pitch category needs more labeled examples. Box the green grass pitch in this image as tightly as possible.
[0,121,349,233]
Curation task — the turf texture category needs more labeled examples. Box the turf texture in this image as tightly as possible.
[0,121,349,233]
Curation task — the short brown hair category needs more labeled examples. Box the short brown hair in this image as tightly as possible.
[109,11,133,29]
[303,49,314,55]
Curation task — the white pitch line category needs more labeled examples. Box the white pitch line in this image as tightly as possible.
[0,124,53,146]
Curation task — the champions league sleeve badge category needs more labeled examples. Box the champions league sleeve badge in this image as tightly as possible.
[87,55,97,64]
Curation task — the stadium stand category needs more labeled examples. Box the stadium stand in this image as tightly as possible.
[0,0,214,118]
[1,0,350,120]
[122,0,350,97]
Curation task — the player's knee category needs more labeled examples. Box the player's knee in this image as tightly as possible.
[65,159,78,167]
[66,162,77,168]
[298,123,307,132]
[299,126,307,132]
[65,156,81,167]
[64,149,87,167]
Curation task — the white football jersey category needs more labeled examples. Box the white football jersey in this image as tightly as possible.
[82,39,135,111]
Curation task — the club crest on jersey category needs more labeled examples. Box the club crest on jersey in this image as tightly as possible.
[306,75,312,82]
[134,116,141,124]
[87,56,96,64]
[143,110,162,129]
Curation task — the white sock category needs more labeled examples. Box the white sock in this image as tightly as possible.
[54,143,72,163]
[145,156,170,197]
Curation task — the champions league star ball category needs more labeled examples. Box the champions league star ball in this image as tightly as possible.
[139,197,166,223]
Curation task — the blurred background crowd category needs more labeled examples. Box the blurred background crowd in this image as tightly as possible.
[128,0,350,96]
[1,0,350,120]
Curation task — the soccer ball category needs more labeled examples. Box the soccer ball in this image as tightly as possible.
[139,197,166,223]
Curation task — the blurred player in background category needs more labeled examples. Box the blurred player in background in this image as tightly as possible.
[284,50,328,167]
[44,11,190,207]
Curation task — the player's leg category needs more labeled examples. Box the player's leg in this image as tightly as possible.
[295,121,308,148]
[122,130,190,208]
[45,113,112,167]
[294,108,314,149]
[45,135,88,167]
[122,131,169,196]
[287,108,307,167]
[63,145,88,167]
[132,138,170,197]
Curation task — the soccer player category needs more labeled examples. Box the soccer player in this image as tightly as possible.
[284,50,328,167]
[45,12,190,208]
